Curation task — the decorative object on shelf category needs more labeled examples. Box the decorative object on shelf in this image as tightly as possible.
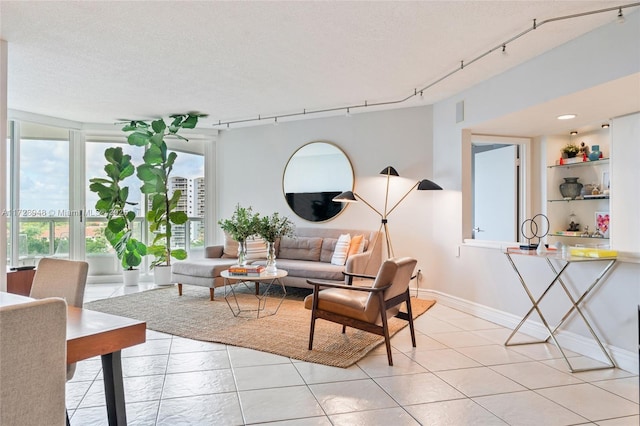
[559,177,583,199]
[256,212,296,274]
[601,171,610,195]
[589,145,601,161]
[567,212,580,232]
[561,142,580,159]
[519,213,549,250]
[218,204,260,266]
[333,166,442,258]
[595,211,610,238]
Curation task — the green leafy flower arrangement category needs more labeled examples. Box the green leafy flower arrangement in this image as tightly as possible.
[257,212,295,243]
[218,204,260,242]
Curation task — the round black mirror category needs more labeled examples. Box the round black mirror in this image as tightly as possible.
[283,141,354,222]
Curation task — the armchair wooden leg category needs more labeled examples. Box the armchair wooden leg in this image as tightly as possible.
[405,290,416,348]
[378,292,393,366]
[209,288,215,301]
[178,283,183,296]
[309,290,320,350]
[308,316,316,350]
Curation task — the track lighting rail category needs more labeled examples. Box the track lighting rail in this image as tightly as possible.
[214,2,639,129]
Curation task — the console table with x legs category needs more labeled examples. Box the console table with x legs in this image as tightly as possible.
[504,247,617,373]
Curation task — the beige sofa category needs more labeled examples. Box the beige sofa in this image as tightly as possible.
[172,227,382,300]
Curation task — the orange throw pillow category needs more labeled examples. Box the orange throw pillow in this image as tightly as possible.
[348,234,365,257]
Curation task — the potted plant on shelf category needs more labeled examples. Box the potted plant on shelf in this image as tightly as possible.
[218,204,260,266]
[123,113,205,285]
[89,147,147,285]
[256,212,295,274]
[561,142,580,159]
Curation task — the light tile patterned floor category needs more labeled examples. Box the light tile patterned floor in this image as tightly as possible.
[67,283,639,425]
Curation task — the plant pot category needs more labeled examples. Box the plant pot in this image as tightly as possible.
[153,265,173,286]
[122,269,140,286]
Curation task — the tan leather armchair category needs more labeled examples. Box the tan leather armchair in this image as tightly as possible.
[305,257,418,365]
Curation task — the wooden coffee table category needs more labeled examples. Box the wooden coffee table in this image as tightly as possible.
[221,269,288,318]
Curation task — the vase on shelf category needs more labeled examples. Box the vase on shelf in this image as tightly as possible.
[589,145,601,161]
[237,240,248,266]
[559,177,583,199]
[265,241,277,274]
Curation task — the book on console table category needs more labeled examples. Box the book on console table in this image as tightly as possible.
[228,265,265,277]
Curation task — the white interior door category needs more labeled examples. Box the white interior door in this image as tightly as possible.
[473,145,517,241]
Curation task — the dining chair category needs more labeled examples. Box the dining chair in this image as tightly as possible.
[0,298,68,426]
[30,257,89,310]
[305,256,418,365]
[29,257,89,425]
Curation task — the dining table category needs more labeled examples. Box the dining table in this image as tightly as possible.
[0,292,146,426]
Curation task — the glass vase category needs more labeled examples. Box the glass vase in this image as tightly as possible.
[265,241,277,274]
[237,240,248,266]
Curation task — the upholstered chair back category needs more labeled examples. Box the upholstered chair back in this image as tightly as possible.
[30,257,89,308]
[0,298,68,425]
[364,257,417,323]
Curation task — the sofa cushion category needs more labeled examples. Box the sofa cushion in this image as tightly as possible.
[222,232,239,258]
[172,258,237,278]
[320,238,337,263]
[279,237,322,261]
[246,236,268,259]
[331,233,351,266]
[348,234,365,256]
[275,259,346,281]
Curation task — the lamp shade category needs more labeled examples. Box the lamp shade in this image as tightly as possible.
[379,166,399,176]
[332,191,358,202]
[417,179,443,191]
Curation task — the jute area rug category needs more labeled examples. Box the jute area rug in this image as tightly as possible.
[85,285,436,368]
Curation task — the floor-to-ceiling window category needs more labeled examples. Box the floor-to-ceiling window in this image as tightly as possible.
[84,137,206,278]
[6,118,209,279]
[6,121,70,266]
[85,140,146,276]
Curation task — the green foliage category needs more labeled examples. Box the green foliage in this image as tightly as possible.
[123,113,205,267]
[256,212,295,243]
[218,205,260,242]
[562,143,580,155]
[89,146,147,270]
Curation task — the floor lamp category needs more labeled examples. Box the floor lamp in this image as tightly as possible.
[333,166,442,259]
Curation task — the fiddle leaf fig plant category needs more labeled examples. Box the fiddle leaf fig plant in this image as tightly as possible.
[123,112,206,268]
[89,147,147,270]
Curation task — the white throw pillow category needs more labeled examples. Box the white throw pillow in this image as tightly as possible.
[246,236,268,260]
[331,233,351,266]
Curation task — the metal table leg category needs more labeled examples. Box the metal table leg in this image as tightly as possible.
[504,252,617,373]
[101,351,127,426]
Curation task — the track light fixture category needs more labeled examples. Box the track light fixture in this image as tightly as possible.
[214,2,639,129]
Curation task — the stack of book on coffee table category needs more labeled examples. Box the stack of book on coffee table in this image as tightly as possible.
[228,265,265,277]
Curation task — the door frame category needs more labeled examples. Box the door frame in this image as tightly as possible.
[462,130,532,242]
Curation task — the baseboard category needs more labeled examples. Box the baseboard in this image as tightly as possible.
[413,287,638,375]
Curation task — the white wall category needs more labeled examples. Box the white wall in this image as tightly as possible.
[431,12,640,371]
[217,105,439,275]
[214,14,640,371]
[1,40,7,291]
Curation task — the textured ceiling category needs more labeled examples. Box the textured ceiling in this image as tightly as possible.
[0,1,634,130]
